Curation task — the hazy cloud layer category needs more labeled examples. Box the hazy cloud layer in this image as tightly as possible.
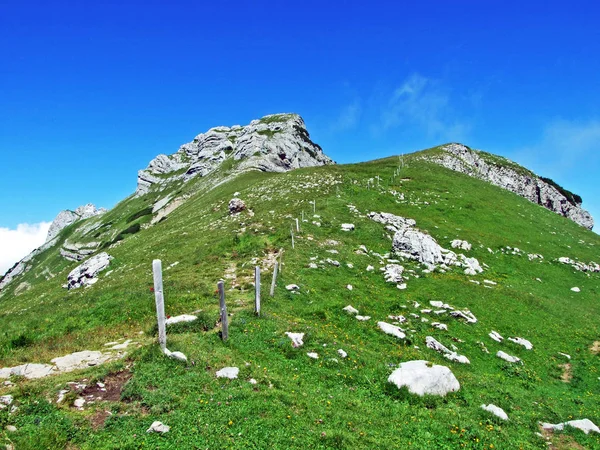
[378,73,471,141]
[0,222,51,275]
[330,99,361,132]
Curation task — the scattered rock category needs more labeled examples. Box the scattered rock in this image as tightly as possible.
[341,223,355,231]
[5,425,17,432]
[496,351,521,364]
[481,404,508,421]
[52,351,113,372]
[540,419,599,435]
[449,310,478,324]
[431,322,448,331]
[285,332,305,348]
[383,264,404,283]
[0,363,56,380]
[249,378,258,385]
[216,367,239,379]
[73,398,86,409]
[366,265,374,271]
[377,322,406,339]
[146,421,171,433]
[165,314,198,325]
[342,305,359,315]
[388,360,460,396]
[355,315,371,321]
[346,284,353,290]
[451,239,472,251]
[285,284,300,291]
[307,352,319,359]
[66,253,112,290]
[337,349,347,358]
[0,395,13,406]
[508,337,533,350]
[570,287,580,292]
[426,336,470,364]
[228,198,246,214]
[489,331,504,343]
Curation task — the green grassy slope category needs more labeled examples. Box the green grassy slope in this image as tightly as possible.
[1,150,599,449]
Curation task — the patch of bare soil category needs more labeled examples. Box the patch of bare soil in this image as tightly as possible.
[539,425,586,450]
[559,363,572,383]
[89,409,112,430]
[590,341,600,354]
[80,369,132,402]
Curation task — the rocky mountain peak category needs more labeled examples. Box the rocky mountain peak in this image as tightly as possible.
[431,143,594,229]
[136,113,334,196]
[46,203,107,242]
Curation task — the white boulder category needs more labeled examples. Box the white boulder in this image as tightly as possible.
[66,253,112,290]
[496,351,521,364]
[147,421,171,433]
[541,418,599,434]
[285,332,305,348]
[388,360,460,396]
[508,337,532,350]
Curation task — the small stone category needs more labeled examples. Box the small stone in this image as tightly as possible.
[249,378,258,385]
[5,425,17,432]
[342,305,359,315]
[285,332,305,348]
[146,421,170,433]
[286,284,300,291]
[307,352,319,359]
[496,351,521,363]
[481,404,508,421]
[216,367,239,379]
[378,322,406,339]
[355,315,371,321]
[571,287,580,292]
[346,284,353,290]
[341,223,355,231]
[74,398,85,409]
[508,337,533,350]
[337,349,347,358]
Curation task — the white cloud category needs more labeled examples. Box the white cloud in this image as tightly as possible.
[0,222,51,275]
[378,73,471,141]
[331,99,361,132]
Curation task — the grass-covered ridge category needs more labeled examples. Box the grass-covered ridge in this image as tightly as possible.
[0,151,599,449]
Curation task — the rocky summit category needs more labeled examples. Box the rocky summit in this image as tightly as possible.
[430,143,594,229]
[0,115,598,449]
[136,113,333,196]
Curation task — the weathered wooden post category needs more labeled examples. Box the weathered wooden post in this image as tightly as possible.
[290,225,295,249]
[218,280,228,341]
[255,266,261,316]
[295,218,299,232]
[152,259,167,352]
[270,261,278,297]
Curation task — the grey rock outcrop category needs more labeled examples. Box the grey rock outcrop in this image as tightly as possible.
[66,252,112,290]
[429,144,593,229]
[228,198,246,214]
[368,212,483,274]
[136,113,334,195]
[46,204,107,242]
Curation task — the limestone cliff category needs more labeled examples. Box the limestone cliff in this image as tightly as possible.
[136,113,334,196]
[430,144,594,229]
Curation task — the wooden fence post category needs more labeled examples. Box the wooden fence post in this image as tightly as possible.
[255,266,261,316]
[218,280,228,341]
[290,226,295,249]
[270,261,278,297]
[152,259,167,352]
[295,218,299,232]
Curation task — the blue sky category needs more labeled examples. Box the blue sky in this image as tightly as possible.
[1,0,599,271]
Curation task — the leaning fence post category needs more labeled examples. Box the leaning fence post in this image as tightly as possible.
[152,260,167,352]
[255,266,261,316]
[270,261,278,297]
[218,280,228,341]
[295,218,299,232]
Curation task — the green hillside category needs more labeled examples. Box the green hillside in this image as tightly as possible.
[1,147,599,449]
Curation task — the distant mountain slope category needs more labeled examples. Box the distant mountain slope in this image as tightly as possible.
[427,143,594,229]
[1,118,598,449]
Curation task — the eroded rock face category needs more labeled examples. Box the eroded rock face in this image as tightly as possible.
[46,204,107,242]
[136,113,334,195]
[66,252,112,290]
[430,144,593,229]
